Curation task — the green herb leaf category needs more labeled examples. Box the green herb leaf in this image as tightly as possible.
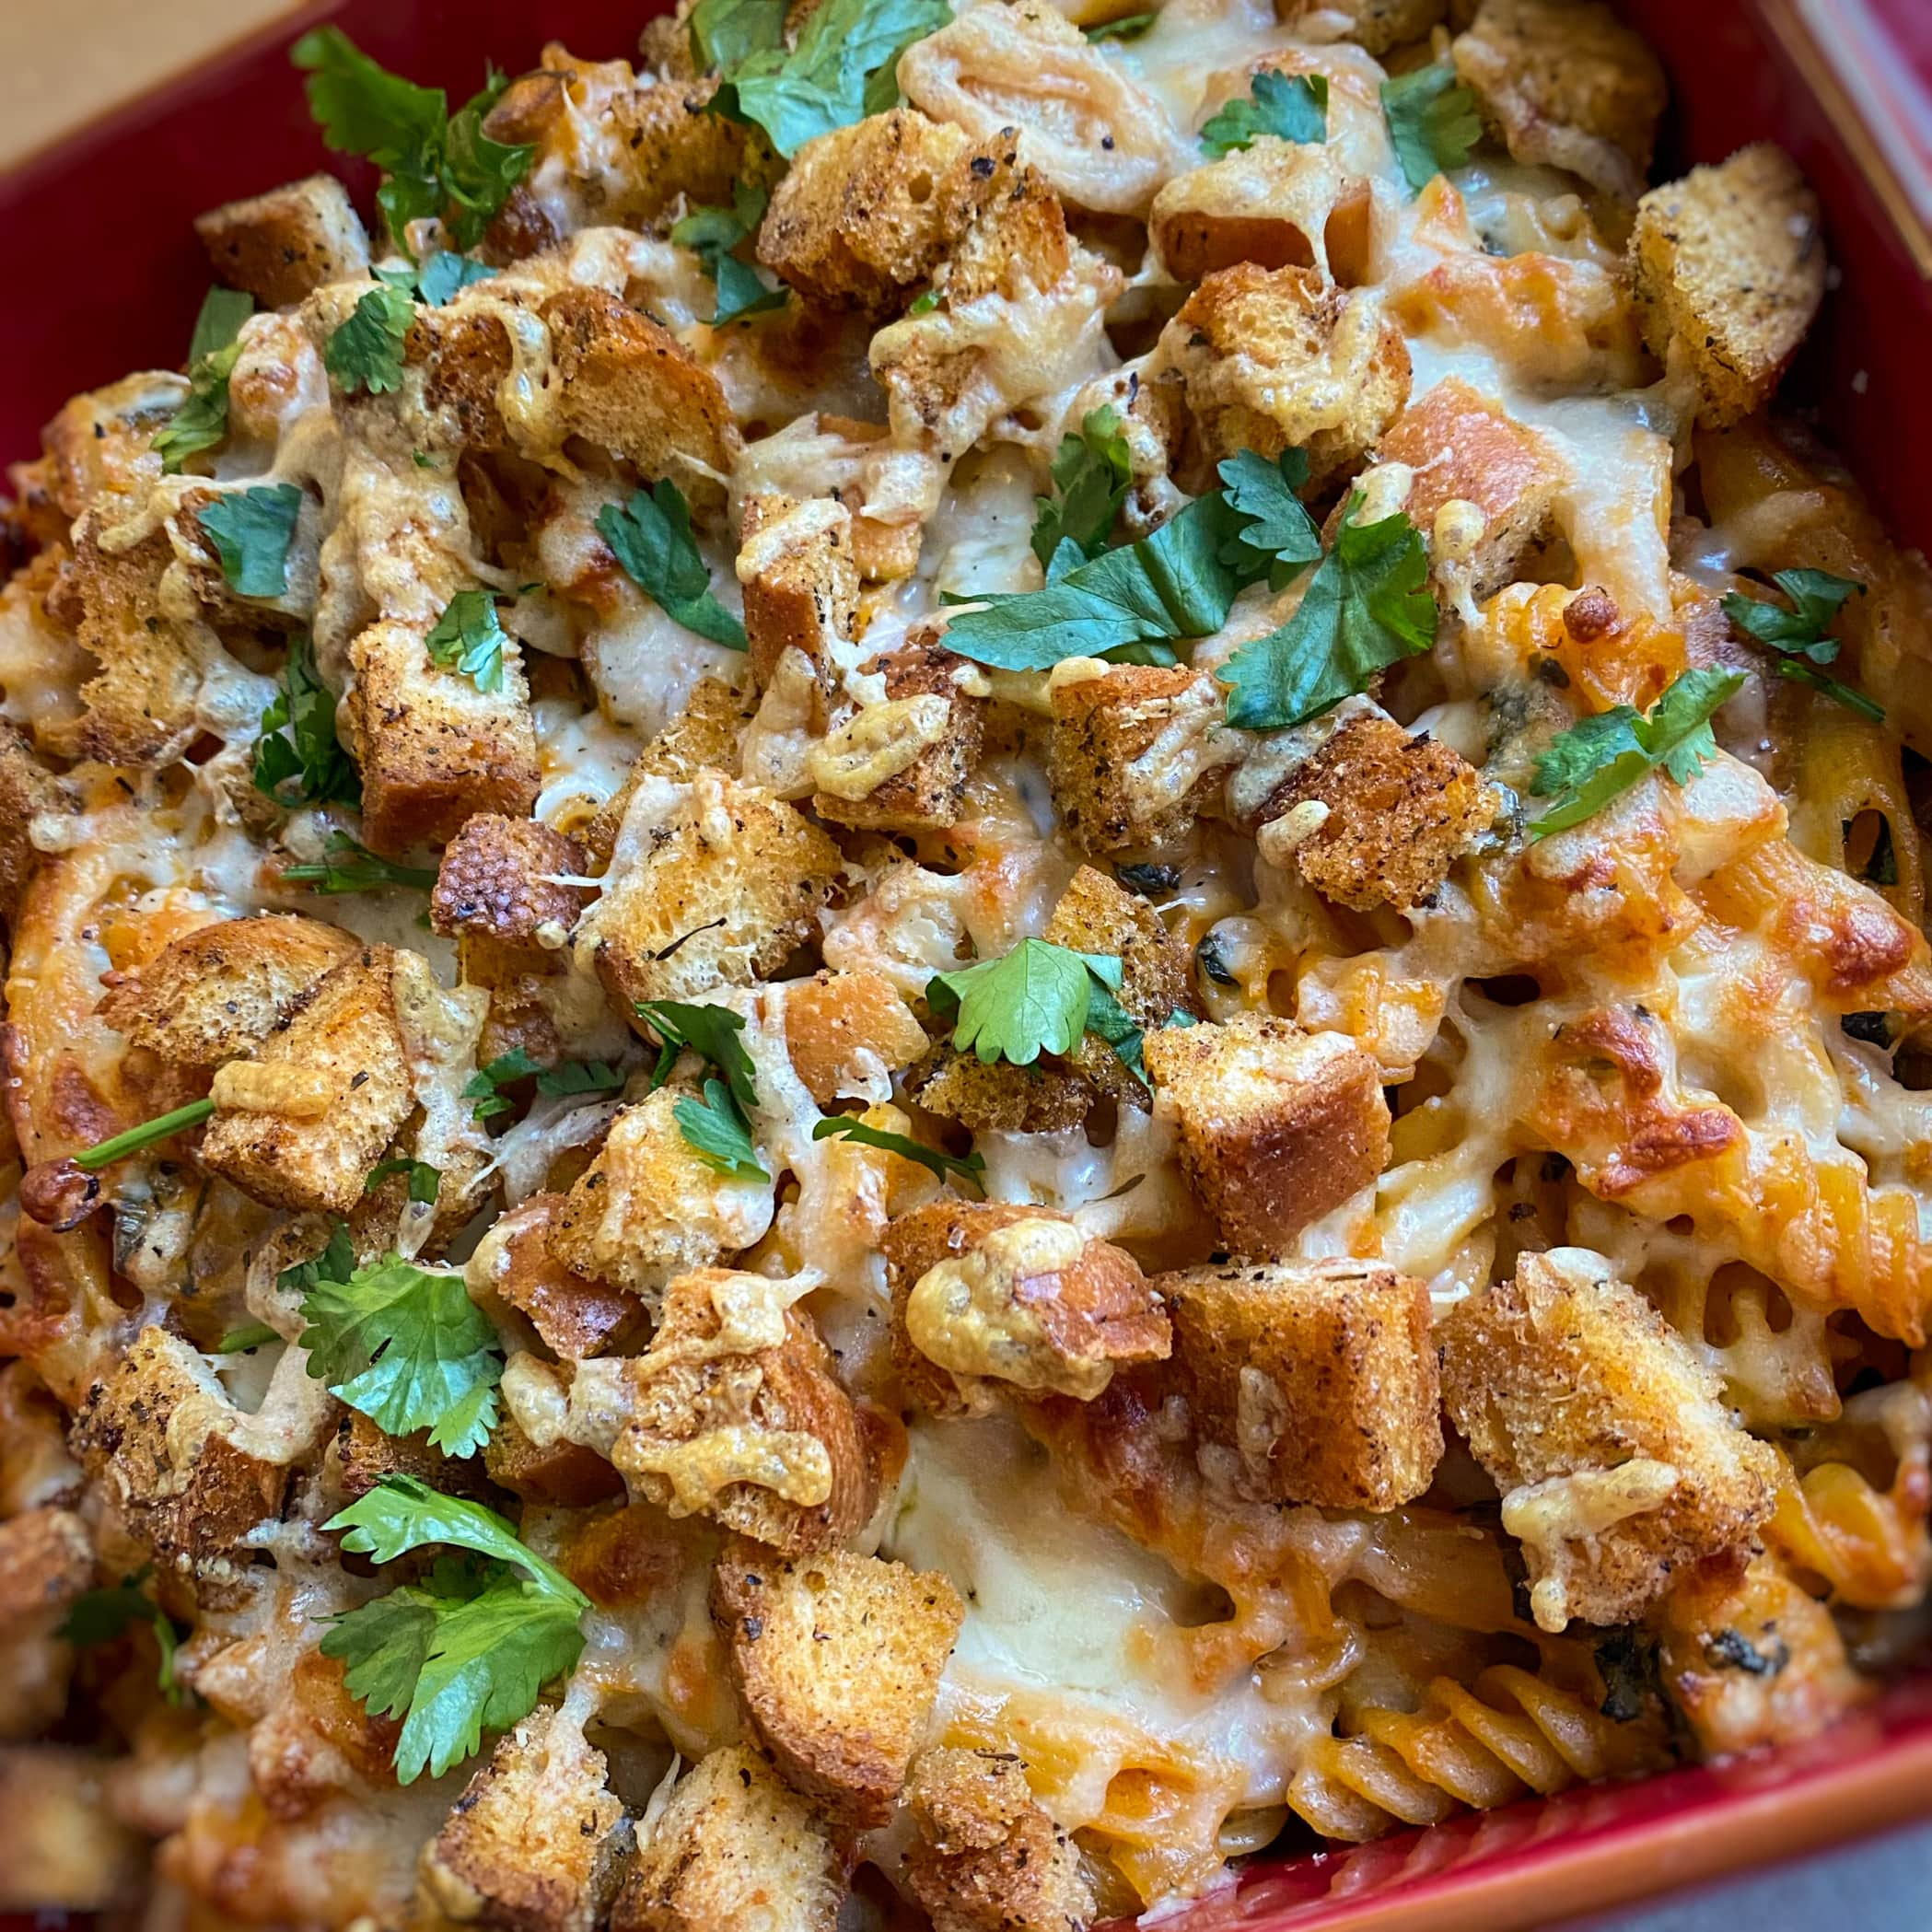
[925,939,1126,1067]
[414,250,497,307]
[60,1567,192,1705]
[674,1077,769,1178]
[1215,447,1318,588]
[1380,64,1482,194]
[634,1001,760,1111]
[189,287,255,365]
[1031,405,1134,570]
[464,1047,543,1121]
[1217,496,1436,729]
[325,283,416,395]
[73,1099,216,1171]
[1083,12,1156,40]
[300,1254,502,1457]
[691,0,788,73]
[809,1115,986,1189]
[277,1221,356,1300]
[254,634,362,810]
[1529,666,1746,839]
[596,482,748,649]
[1199,70,1327,156]
[672,180,788,324]
[425,588,510,694]
[284,832,437,896]
[154,288,254,473]
[1721,569,1881,720]
[535,1061,625,1099]
[366,1158,443,1205]
[199,483,304,599]
[908,285,942,316]
[1083,979,1149,1088]
[215,1323,282,1353]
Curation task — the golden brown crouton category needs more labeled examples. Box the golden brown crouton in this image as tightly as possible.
[71,1327,289,1595]
[584,773,842,1012]
[552,1090,774,1301]
[36,370,175,522]
[1047,664,1245,854]
[584,679,752,871]
[97,914,360,1069]
[903,1747,1094,1932]
[1151,141,1370,286]
[576,1268,874,1556]
[1156,264,1410,493]
[738,494,859,694]
[194,174,372,308]
[198,944,420,1215]
[0,1507,91,1623]
[0,1746,145,1910]
[902,1048,1097,1135]
[0,725,68,925]
[600,75,759,227]
[1628,145,1825,429]
[431,817,593,947]
[1277,0,1443,55]
[470,1193,650,1361]
[882,1200,1170,1414]
[325,1411,499,1508]
[484,1415,626,1508]
[1438,1249,1783,1632]
[1159,1258,1441,1507]
[1142,1013,1390,1256]
[419,1706,629,1932]
[712,1542,963,1825]
[610,1746,843,1932]
[1259,713,1496,912]
[783,970,929,1105]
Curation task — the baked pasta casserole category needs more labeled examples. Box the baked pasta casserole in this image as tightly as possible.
[3,0,1930,1924]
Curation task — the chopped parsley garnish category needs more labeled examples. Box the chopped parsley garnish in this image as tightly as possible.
[254,635,362,810]
[293,28,534,253]
[325,283,416,396]
[1528,667,1745,840]
[926,939,1136,1075]
[320,1475,588,1783]
[1380,64,1482,194]
[60,1567,191,1705]
[1031,405,1134,572]
[596,482,748,649]
[215,1322,282,1354]
[1199,70,1327,156]
[413,250,497,307]
[674,1078,769,1179]
[154,287,253,473]
[1216,447,1320,588]
[465,1047,542,1121]
[671,181,787,324]
[366,1158,443,1205]
[199,483,304,599]
[285,832,437,896]
[537,1061,626,1100]
[809,1115,986,1190]
[1083,11,1155,39]
[1722,568,1882,721]
[635,1001,760,1111]
[425,588,510,694]
[73,1099,216,1170]
[907,285,942,316]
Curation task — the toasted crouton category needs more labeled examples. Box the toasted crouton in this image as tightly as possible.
[1048,664,1244,853]
[902,1047,1097,1135]
[1277,0,1443,54]
[552,1090,775,1301]
[1451,0,1667,201]
[1141,1013,1389,1255]
[0,1507,92,1740]
[783,970,929,1105]
[882,1200,1170,1414]
[326,1412,499,1508]
[1159,1258,1440,1507]
[1259,713,1496,911]
[583,678,753,868]
[0,1746,145,1910]
[600,76,758,227]
[431,817,592,947]
[1150,141,1369,285]
[97,914,360,1069]
[712,1542,963,1825]
[584,773,842,1012]
[1438,1249,1782,1632]
[1156,264,1409,492]
[738,494,859,693]
[610,1746,843,1932]
[0,725,66,925]
[483,1415,626,1508]
[419,1706,629,1932]
[469,1194,650,1361]
[198,945,420,1215]
[1628,145,1824,428]
[904,1747,1094,1932]
[36,370,175,522]
[194,174,372,308]
[346,619,541,854]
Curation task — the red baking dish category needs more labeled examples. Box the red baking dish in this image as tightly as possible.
[3,3,1932,1928]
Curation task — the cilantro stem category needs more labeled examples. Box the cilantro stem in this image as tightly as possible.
[75,1099,216,1170]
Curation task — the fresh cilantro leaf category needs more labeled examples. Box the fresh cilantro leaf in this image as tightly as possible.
[672,180,787,324]
[300,1252,503,1456]
[1199,70,1327,156]
[254,634,362,809]
[1084,12,1155,39]
[1031,405,1133,570]
[60,1567,192,1705]
[908,286,942,316]
[1215,448,1318,588]
[73,1099,215,1171]
[414,250,496,307]
[1217,497,1436,729]
[1528,667,1746,839]
[535,1061,625,1099]
[691,0,787,73]
[441,69,533,251]
[809,1116,986,1190]
[634,1001,760,1111]
[674,1077,769,1178]
[1722,569,1882,720]
[366,1158,442,1205]
[710,0,950,157]
[320,1476,588,1783]
[1381,64,1482,194]
[325,283,416,395]
[198,483,304,599]
[465,1047,543,1121]
[215,1322,282,1353]
[277,1221,356,1299]
[1084,979,1149,1088]
[926,939,1127,1067]
[154,287,253,473]
[425,588,509,693]
[285,832,437,895]
[596,482,748,648]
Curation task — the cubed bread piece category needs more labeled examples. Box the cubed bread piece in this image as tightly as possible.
[1628,145,1825,429]
[0,724,67,923]
[812,634,988,833]
[1260,713,1496,911]
[1159,1258,1440,1507]
[194,173,372,308]
[738,494,859,693]
[414,304,516,448]
[1374,378,1562,598]
[573,1269,874,1556]
[97,914,360,1068]
[1142,1013,1390,1255]
[483,1415,625,1508]
[419,1706,629,1932]
[469,1193,650,1360]
[712,1542,963,1825]
[346,619,541,854]
[584,773,842,1011]
[1156,264,1409,492]
[1150,140,1369,285]
[1277,0,1443,55]
[0,1746,145,1910]
[432,817,592,947]
[904,1747,1095,1932]
[783,969,930,1105]
[610,1746,843,1932]
[552,1089,774,1302]
[326,1412,499,1508]
[600,75,757,227]
[0,1507,92,1740]
[1438,1248,1782,1632]
[1047,664,1244,853]
[583,677,752,869]
[883,1200,1170,1414]
[198,944,419,1215]
[71,1327,290,1595]
[902,1046,1097,1135]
